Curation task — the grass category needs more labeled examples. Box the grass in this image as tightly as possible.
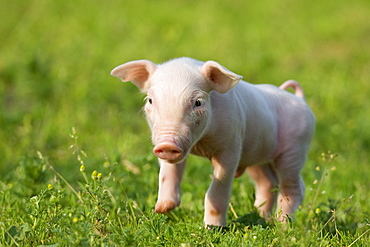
[0,0,369,246]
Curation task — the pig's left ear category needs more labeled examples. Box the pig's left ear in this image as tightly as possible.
[110,60,157,91]
[202,61,243,94]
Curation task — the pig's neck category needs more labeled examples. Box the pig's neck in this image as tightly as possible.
[189,91,234,160]
[190,135,214,160]
[189,83,255,161]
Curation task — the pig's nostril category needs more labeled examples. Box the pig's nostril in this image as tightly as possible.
[154,148,180,155]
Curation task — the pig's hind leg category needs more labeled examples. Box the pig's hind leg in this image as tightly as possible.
[274,150,306,222]
[246,163,278,218]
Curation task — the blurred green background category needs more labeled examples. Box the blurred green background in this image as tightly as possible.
[0,0,369,195]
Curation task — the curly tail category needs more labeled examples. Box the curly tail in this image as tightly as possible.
[279,80,304,99]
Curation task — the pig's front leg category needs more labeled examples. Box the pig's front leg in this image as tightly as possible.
[204,156,238,226]
[155,160,186,213]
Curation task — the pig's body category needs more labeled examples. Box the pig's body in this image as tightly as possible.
[192,82,298,167]
[111,57,315,226]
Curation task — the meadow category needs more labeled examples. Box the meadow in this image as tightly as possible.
[0,0,369,246]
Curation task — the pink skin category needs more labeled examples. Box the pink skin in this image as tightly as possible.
[111,57,315,226]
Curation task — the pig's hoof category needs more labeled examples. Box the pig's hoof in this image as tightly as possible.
[155,200,178,213]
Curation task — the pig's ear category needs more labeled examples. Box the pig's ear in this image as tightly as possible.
[202,61,243,94]
[111,60,157,90]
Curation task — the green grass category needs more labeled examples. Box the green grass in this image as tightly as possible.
[0,0,369,246]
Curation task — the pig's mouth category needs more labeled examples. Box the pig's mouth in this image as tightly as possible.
[153,142,188,164]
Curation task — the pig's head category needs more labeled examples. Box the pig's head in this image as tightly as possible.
[111,58,242,164]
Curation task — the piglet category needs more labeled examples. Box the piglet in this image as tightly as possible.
[111,57,315,226]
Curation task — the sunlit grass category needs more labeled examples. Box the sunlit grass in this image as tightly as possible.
[1,131,368,246]
[0,0,369,245]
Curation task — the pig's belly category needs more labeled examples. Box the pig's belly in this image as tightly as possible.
[238,139,277,167]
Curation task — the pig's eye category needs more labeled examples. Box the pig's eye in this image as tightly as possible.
[148,98,153,104]
[194,99,202,107]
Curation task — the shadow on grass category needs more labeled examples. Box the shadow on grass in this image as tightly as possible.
[165,208,269,232]
[204,211,269,233]
[232,211,269,228]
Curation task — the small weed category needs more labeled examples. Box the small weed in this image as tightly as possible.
[1,128,123,245]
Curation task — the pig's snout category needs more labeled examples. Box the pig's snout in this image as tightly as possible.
[153,142,183,163]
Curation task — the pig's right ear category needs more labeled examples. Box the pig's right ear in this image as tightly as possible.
[202,61,243,94]
[110,60,157,90]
